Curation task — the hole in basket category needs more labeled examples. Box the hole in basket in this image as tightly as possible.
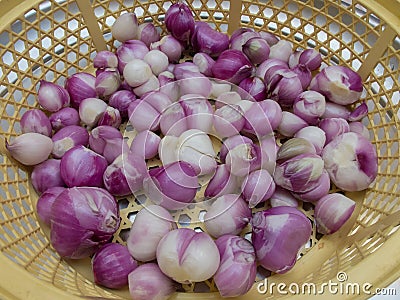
[0,32,10,46]
[119,228,130,242]
[194,227,203,233]
[178,214,191,227]
[53,9,66,23]
[135,194,147,206]
[118,198,130,209]
[127,211,138,223]
[198,210,206,222]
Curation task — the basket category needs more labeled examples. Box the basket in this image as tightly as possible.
[0,0,399,299]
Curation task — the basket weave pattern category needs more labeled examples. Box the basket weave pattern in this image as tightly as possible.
[0,0,399,299]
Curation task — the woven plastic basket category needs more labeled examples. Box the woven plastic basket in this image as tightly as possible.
[0,0,399,299]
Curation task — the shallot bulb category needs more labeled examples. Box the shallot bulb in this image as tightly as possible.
[127,205,177,262]
[310,65,363,105]
[51,125,89,158]
[50,187,119,259]
[20,109,52,136]
[274,153,325,193]
[65,72,96,108]
[241,169,276,208]
[103,152,147,196]
[212,49,254,85]
[322,132,378,191]
[204,164,238,198]
[36,187,65,225]
[204,194,252,238]
[156,228,220,283]
[138,23,161,47]
[49,107,80,131]
[92,243,138,289]
[111,13,139,42]
[159,129,217,176]
[143,161,198,210]
[214,235,257,297]
[60,145,108,188]
[252,207,312,273]
[128,263,175,300]
[37,80,70,112]
[6,133,53,166]
[314,193,356,234]
[31,159,64,194]
[165,2,195,44]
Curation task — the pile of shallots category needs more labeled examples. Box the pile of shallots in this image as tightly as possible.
[6,2,378,299]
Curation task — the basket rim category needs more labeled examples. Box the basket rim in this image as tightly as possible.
[1,0,400,299]
[1,229,400,299]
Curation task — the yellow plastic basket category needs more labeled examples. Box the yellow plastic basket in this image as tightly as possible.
[0,0,399,299]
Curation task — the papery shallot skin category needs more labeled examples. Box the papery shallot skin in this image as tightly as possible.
[38,80,70,112]
[103,152,147,196]
[214,235,257,297]
[50,187,119,259]
[314,193,356,234]
[204,194,252,238]
[309,65,362,105]
[322,132,378,191]
[143,161,198,210]
[49,107,80,131]
[156,228,220,283]
[60,145,108,188]
[127,205,176,262]
[165,2,195,44]
[51,125,89,158]
[20,109,52,136]
[31,159,65,194]
[273,153,325,193]
[92,243,138,289]
[36,187,66,225]
[6,132,53,166]
[251,207,312,273]
[65,72,96,108]
[128,263,175,300]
